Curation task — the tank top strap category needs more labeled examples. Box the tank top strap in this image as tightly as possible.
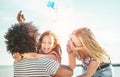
[50,51,61,63]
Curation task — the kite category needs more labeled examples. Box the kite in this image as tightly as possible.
[47,1,55,9]
[46,0,58,22]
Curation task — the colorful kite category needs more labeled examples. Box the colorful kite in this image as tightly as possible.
[47,1,55,9]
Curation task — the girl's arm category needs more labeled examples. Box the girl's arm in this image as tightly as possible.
[13,53,23,61]
[55,65,73,77]
[45,51,61,64]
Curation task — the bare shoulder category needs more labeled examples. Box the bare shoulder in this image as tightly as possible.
[48,54,58,61]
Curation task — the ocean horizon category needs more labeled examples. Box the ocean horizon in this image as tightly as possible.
[0,64,120,77]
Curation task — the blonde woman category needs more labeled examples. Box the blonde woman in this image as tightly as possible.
[66,27,113,77]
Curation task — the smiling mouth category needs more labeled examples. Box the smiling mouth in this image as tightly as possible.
[43,48,50,51]
[44,48,49,49]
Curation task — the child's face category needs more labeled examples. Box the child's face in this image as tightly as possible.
[41,35,54,53]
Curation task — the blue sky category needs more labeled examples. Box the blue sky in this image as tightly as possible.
[0,0,120,65]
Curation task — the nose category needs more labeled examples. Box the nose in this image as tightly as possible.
[44,43,49,47]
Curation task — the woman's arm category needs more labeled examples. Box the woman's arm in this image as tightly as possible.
[77,60,100,77]
[85,60,100,76]
[68,53,76,69]
[66,40,76,69]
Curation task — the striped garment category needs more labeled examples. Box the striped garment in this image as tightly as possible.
[14,57,60,77]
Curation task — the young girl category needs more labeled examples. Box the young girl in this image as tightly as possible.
[67,27,113,77]
[38,30,62,63]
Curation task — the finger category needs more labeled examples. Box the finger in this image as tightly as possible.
[17,10,22,18]
[21,14,25,20]
[17,11,21,21]
[19,10,22,13]
[18,10,22,16]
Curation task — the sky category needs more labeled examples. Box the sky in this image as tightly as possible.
[0,0,120,65]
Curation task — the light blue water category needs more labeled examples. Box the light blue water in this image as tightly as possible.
[0,65,13,77]
[0,65,119,77]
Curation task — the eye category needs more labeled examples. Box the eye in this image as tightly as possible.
[70,39,76,47]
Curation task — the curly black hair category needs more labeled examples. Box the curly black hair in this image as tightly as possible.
[4,22,39,55]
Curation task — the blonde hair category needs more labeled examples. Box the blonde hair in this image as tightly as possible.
[73,27,109,62]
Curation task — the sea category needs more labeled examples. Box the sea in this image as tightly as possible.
[0,65,119,77]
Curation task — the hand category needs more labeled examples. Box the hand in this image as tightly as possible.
[17,10,25,23]
[13,53,22,61]
[66,40,74,54]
